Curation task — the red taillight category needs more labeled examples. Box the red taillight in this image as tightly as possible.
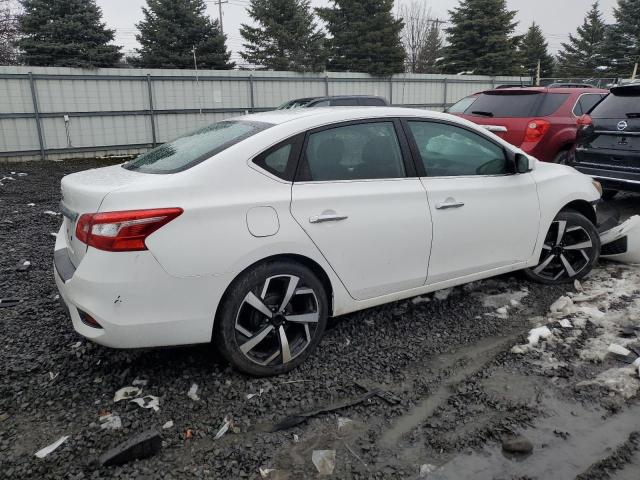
[75,208,183,252]
[577,114,593,127]
[523,119,551,143]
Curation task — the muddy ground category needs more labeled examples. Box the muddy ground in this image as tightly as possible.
[1,160,640,480]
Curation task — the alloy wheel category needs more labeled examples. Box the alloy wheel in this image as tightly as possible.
[533,219,595,281]
[234,274,320,367]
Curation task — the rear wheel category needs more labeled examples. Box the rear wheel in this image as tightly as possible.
[553,149,570,165]
[215,260,328,376]
[524,211,600,284]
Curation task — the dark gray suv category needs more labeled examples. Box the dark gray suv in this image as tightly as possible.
[570,84,640,199]
[277,95,388,109]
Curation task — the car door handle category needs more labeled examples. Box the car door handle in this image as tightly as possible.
[435,199,465,210]
[309,213,348,224]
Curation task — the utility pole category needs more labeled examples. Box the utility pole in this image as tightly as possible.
[216,0,228,36]
[192,47,202,115]
[536,59,541,86]
[632,62,638,81]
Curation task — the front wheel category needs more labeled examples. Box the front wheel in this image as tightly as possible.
[524,211,600,284]
[215,260,328,376]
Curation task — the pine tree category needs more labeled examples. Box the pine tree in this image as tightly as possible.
[240,0,325,72]
[555,2,606,77]
[442,0,519,76]
[134,0,234,70]
[601,0,640,76]
[0,0,20,65]
[518,22,554,79]
[316,0,405,77]
[17,0,122,67]
[416,22,444,74]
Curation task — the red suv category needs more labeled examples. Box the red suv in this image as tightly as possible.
[450,86,609,162]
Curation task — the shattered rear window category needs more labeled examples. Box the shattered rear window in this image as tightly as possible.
[123,120,272,174]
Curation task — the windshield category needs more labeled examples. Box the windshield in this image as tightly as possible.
[123,120,272,174]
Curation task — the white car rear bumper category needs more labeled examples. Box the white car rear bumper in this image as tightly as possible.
[53,228,230,348]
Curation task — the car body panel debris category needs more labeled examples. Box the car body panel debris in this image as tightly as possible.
[99,430,161,467]
[267,382,400,432]
[113,386,142,402]
[312,450,336,475]
[35,435,69,459]
[600,215,640,264]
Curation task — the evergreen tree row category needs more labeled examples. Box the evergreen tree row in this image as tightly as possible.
[3,0,640,78]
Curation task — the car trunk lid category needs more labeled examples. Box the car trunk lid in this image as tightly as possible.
[60,165,151,266]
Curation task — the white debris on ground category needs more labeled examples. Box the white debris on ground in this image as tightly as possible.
[419,463,438,477]
[132,378,148,386]
[34,435,69,458]
[113,386,142,402]
[337,417,353,430]
[43,210,60,216]
[312,449,336,475]
[215,415,238,439]
[527,326,552,346]
[187,383,199,401]
[246,388,265,400]
[162,420,174,429]
[513,264,640,398]
[433,288,453,301]
[130,395,160,412]
[99,412,122,430]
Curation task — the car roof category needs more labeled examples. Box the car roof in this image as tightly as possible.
[289,95,386,102]
[611,84,640,95]
[478,86,608,95]
[236,107,455,126]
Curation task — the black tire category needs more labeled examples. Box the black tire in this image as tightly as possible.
[602,189,618,201]
[523,211,600,285]
[553,149,570,164]
[215,260,328,376]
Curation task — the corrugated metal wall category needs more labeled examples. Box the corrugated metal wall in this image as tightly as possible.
[0,66,530,161]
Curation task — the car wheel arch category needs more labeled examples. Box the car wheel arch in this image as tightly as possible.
[559,199,597,225]
[212,253,335,337]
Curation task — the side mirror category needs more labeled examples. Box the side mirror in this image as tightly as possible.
[515,153,533,173]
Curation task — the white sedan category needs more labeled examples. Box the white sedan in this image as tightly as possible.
[54,107,602,376]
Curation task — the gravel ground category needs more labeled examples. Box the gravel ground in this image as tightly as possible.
[1,160,640,479]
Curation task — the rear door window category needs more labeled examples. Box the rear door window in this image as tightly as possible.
[124,120,271,174]
[536,93,570,116]
[464,92,541,117]
[298,122,406,181]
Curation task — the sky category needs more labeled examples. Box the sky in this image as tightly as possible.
[97,0,619,66]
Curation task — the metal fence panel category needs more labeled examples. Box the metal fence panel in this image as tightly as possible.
[0,65,530,161]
